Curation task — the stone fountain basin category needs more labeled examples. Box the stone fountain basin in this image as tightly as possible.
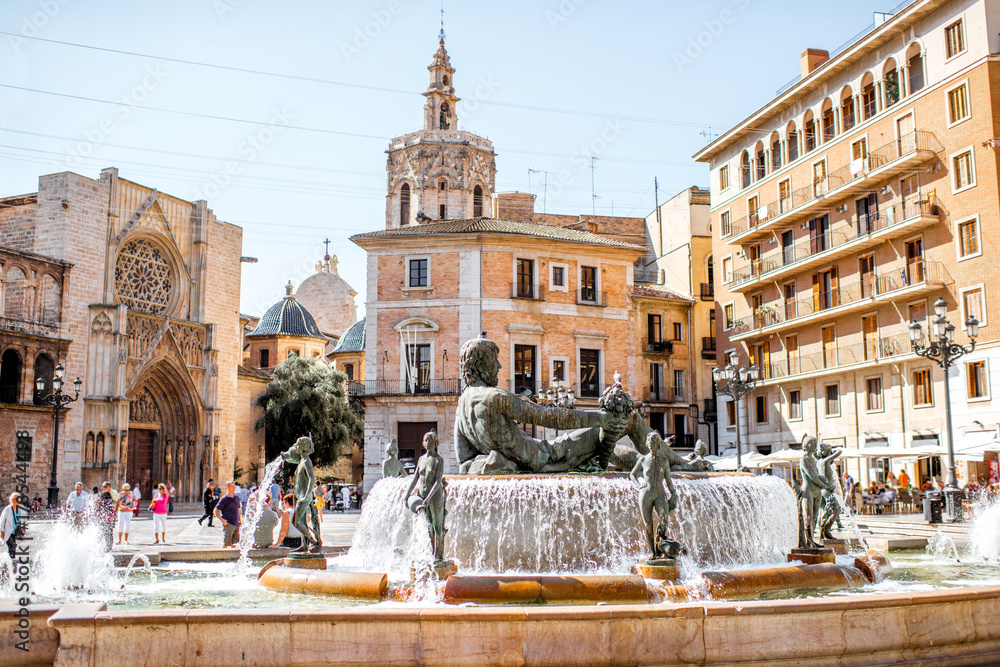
[12,585,1000,666]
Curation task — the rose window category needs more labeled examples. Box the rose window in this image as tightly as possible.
[114,239,174,315]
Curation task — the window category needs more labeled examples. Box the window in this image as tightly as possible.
[913,368,933,406]
[908,49,925,92]
[343,363,354,381]
[866,377,883,411]
[439,204,446,220]
[672,322,683,341]
[473,185,484,217]
[405,344,431,393]
[741,151,751,189]
[719,165,730,191]
[821,103,835,142]
[439,180,447,191]
[516,258,534,298]
[439,103,451,129]
[953,150,975,191]
[825,384,840,416]
[948,84,970,125]
[789,389,802,420]
[647,314,662,344]
[649,363,665,401]
[580,266,597,303]
[861,81,877,120]
[786,335,799,375]
[409,258,428,287]
[725,399,736,427]
[755,394,768,424]
[673,370,685,402]
[722,257,733,283]
[804,112,816,152]
[778,179,791,213]
[287,349,299,358]
[962,287,985,327]
[259,349,270,368]
[399,183,410,226]
[841,91,855,131]
[552,359,566,383]
[755,142,766,180]
[787,125,799,162]
[945,19,965,59]
[771,134,782,171]
[720,211,732,237]
[514,345,536,394]
[821,325,836,369]
[579,349,600,397]
[884,66,900,108]
[812,160,827,197]
[958,218,980,258]
[968,361,987,399]
[723,303,735,329]
[552,266,564,287]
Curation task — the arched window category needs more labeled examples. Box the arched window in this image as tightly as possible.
[259,348,270,368]
[706,256,714,286]
[840,86,855,131]
[4,267,26,321]
[32,353,53,405]
[443,74,450,88]
[0,349,21,404]
[439,103,451,130]
[399,183,410,226]
[821,98,835,142]
[803,110,816,152]
[754,141,766,180]
[740,151,751,189]
[861,72,877,120]
[884,59,900,108]
[907,44,925,93]
[473,185,484,217]
[786,120,799,161]
[770,131,782,171]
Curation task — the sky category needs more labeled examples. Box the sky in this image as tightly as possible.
[0,0,897,321]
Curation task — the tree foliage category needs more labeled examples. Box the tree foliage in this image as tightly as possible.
[254,354,364,467]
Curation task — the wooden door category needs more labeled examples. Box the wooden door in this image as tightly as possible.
[822,326,836,368]
[897,114,915,154]
[905,239,924,283]
[862,315,878,360]
[859,256,875,298]
[127,428,156,490]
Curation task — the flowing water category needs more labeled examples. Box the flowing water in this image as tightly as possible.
[969,498,1000,563]
[234,456,284,572]
[344,474,798,575]
[122,553,156,586]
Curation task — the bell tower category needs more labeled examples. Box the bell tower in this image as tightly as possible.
[384,34,496,229]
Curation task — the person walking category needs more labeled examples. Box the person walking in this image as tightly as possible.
[167,484,175,515]
[149,483,169,544]
[132,484,141,517]
[95,487,116,551]
[270,494,302,549]
[65,482,89,529]
[0,493,24,559]
[116,483,135,545]
[213,481,241,549]
[198,480,216,526]
[269,480,282,510]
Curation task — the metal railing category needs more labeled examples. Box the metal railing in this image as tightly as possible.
[635,268,663,285]
[576,289,607,307]
[768,332,910,380]
[646,386,684,403]
[725,130,936,239]
[361,379,462,396]
[725,199,937,287]
[641,338,674,354]
[703,398,717,418]
[511,283,544,301]
[730,260,950,336]
[700,283,714,300]
[346,380,364,396]
[702,336,717,352]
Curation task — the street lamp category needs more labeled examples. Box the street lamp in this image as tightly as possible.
[35,363,82,508]
[713,350,759,470]
[909,297,978,522]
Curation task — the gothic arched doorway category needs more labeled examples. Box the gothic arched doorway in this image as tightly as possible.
[127,359,203,501]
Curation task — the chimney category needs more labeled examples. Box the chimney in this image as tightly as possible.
[800,48,830,77]
[493,192,536,222]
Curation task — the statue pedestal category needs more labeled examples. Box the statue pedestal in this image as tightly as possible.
[410,560,458,582]
[822,538,849,555]
[787,547,836,565]
[283,555,327,570]
[634,559,679,580]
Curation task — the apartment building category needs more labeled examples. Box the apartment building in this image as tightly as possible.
[695,0,1000,486]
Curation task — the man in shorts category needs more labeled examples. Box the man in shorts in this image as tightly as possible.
[213,481,241,548]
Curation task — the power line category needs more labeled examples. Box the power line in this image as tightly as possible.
[0,32,718,129]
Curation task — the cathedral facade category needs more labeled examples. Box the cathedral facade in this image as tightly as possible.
[0,168,245,502]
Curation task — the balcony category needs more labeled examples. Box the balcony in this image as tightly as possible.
[703,398,717,421]
[361,379,462,396]
[726,200,938,292]
[730,260,951,341]
[646,386,685,403]
[576,289,608,307]
[641,338,674,355]
[700,283,714,300]
[701,336,717,359]
[511,283,545,301]
[761,332,911,385]
[722,130,939,243]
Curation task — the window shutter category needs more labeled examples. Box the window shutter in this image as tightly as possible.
[830,267,840,307]
[812,274,820,312]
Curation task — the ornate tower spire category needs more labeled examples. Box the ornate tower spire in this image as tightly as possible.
[423,34,459,131]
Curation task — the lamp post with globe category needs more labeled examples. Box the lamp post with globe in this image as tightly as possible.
[35,363,82,508]
[712,350,759,471]
[908,297,978,522]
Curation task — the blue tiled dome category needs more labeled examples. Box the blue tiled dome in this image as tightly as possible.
[332,318,365,353]
[248,288,327,340]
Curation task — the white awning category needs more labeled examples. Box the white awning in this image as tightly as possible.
[706,451,765,471]
[954,432,1000,462]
